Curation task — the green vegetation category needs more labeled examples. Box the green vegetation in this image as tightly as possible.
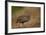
[12,6,24,14]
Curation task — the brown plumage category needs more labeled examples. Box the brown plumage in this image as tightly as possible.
[16,15,30,23]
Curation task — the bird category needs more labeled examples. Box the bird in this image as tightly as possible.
[16,15,30,24]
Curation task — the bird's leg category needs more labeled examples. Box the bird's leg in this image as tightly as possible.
[22,23,24,28]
